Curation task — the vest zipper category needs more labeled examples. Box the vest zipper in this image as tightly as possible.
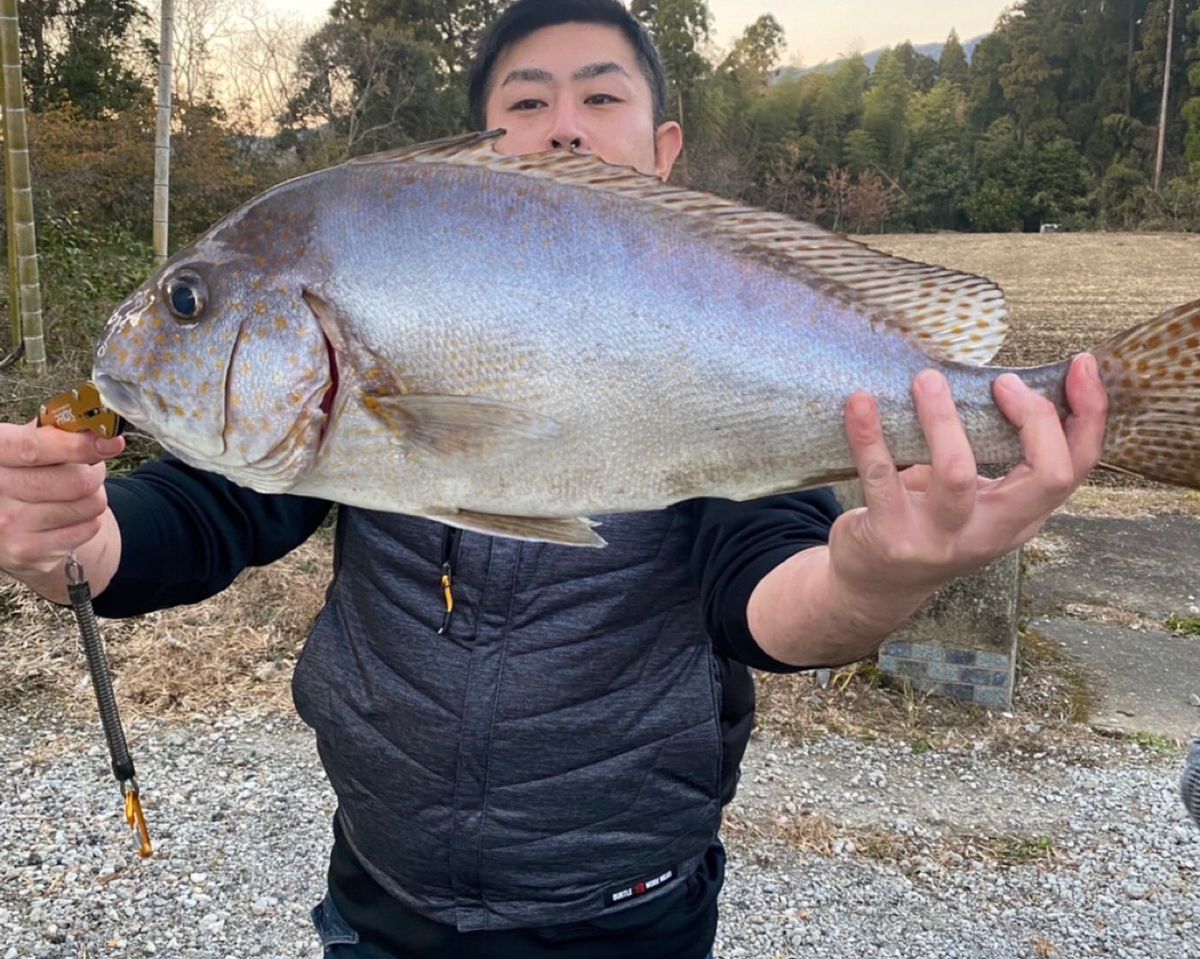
[437,525,462,635]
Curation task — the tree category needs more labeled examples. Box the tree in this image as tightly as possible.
[329,0,503,79]
[906,79,971,228]
[844,170,895,232]
[724,13,786,89]
[967,31,1012,132]
[893,40,938,93]
[861,49,910,177]
[811,55,869,168]
[906,142,971,228]
[1130,0,1198,176]
[1184,8,1200,167]
[998,0,1073,142]
[631,0,712,119]
[282,18,450,157]
[938,29,970,88]
[18,0,154,117]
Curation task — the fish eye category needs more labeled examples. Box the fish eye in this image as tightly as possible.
[164,271,207,324]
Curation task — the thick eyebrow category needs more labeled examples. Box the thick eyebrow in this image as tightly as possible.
[500,61,631,87]
[572,61,630,82]
[501,67,554,86]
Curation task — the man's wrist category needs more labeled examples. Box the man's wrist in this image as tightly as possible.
[825,559,932,643]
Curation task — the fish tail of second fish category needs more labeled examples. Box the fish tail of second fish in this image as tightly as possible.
[1090,296,1200,489]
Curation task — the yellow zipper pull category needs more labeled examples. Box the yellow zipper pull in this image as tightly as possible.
[437,562,454,635]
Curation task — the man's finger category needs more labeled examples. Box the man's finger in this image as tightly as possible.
[0,422,123,468]
[1062,353,1109,479]
[912,370,978,532]
[844,391,905,514]
[0,518,105,571]
[10,489,109,534]
[0,462,107,504]
[992,373,1076,510]
[898,465,934,494]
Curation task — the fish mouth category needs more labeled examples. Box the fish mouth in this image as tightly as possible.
[92,373,146,423]
[94,371,229,462]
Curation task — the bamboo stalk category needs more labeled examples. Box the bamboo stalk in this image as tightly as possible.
[153,0,174,264]
[0,0,44,372]
[5,135,17,354]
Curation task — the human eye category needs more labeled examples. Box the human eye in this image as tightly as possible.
[509,98,546,112]
[584,92,621,106]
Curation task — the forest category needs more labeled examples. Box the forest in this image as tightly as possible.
[8,0,1200,342]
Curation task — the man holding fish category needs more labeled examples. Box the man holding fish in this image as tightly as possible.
[6,0,1183,955]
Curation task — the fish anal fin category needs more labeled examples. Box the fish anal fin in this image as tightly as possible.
[363,393,561,458]
[427,509,605,547]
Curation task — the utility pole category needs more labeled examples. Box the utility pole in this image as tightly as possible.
[1154,0,1177,191]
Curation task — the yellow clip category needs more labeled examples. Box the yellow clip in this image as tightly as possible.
[441,570,454,615]
[123,784,153,859]
[38,382,124,438]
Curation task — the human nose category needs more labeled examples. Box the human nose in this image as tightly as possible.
[547,103,588,153]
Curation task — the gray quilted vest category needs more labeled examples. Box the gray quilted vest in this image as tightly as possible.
[291,504,727,933]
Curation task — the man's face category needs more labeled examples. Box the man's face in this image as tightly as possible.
[483,22,682,180]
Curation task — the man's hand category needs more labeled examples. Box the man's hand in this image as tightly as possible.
[830,352,1109,624]
[0,421,125,600]
[747,353,1109,667]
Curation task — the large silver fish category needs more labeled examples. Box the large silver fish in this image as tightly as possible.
[92,131,1200,546]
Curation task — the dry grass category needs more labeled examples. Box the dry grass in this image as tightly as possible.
[1061,485,1200,519]
[0,529,332,722]
[750,618,1101,759]
[722,803,1060,871]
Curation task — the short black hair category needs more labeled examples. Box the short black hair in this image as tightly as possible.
[467,0,668,131]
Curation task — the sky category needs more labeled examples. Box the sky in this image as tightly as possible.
[272,0,1013,67]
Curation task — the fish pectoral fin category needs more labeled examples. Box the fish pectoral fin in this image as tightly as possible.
[362,393,561,457]
[427,509,606,547]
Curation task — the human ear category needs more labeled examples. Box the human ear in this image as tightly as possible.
[653,121,683,180]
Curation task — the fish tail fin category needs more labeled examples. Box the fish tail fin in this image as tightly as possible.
[1093,296,1200,489]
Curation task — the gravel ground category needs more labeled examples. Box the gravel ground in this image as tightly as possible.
[1,712,1196,959]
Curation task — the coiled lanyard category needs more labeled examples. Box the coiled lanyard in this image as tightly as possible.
[40,383,152,858]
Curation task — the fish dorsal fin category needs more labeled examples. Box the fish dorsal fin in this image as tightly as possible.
[347,129,509,167]
[358,129,1009,366]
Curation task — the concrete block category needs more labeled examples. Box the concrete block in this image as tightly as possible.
[925,662,967,683]
[833,479,1019,712]
[883,658,929,680]
[935,683,977,701]
[944,648,978,666]
[960,667,1008,687]
[971,686,1013,710]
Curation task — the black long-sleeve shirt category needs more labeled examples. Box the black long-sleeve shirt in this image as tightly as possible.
[99,455,841,673]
